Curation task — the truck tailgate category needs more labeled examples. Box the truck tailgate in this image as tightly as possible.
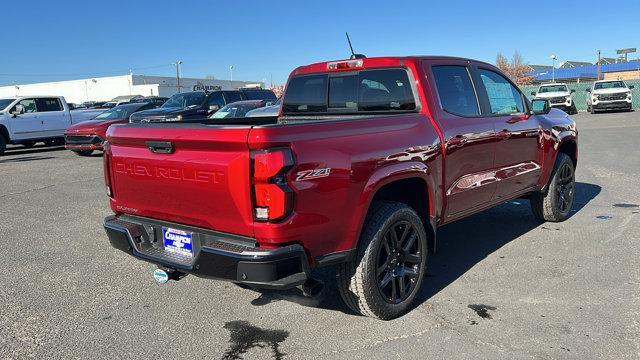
[106,124,254,237]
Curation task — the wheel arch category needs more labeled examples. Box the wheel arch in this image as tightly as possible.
[351,162,437,254]
[558,138,577,168]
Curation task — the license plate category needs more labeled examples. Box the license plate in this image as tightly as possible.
[162,227,193,257]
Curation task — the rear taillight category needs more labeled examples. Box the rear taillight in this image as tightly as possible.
[103,141,113,197]
[251,148,294,222]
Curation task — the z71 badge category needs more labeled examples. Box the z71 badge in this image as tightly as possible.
[295,167,331,181]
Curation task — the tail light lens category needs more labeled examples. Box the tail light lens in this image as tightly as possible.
[251,148,294,222]
[103,141,113,197]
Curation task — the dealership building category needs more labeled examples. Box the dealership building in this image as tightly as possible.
[0,75,264,104]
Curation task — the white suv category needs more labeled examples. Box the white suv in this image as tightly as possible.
[586,80,634,114]
[531,83,577,114]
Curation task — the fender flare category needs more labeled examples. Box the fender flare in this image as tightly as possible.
[347,161,438,252]
[539,130,578,192]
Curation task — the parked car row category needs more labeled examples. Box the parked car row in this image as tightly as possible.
[70,96,168,111]
[0,96,104,155]
[129,88,276,123]
[531,80,634,115]
[64,102,162,156]
[0,88,281,156]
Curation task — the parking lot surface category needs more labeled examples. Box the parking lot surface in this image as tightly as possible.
[1,111,639,359]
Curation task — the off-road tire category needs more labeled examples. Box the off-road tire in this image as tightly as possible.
[337,201,428,320]
[531,153,575,222]
[0,135,6,156]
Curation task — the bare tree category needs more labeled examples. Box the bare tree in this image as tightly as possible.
[495,51,535,85]
[496,52,509,71]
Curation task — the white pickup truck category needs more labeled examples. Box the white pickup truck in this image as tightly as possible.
[586,80,634,114]
[531,83,577,114]
[0,96,103,155]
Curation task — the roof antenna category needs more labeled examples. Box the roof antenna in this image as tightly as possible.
[345,32,366,59]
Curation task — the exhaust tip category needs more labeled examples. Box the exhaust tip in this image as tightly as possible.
[153,268,169,284]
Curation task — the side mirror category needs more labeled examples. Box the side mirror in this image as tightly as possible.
[208,105,220,112]
[629,85,635,90]
[570,89,575,94]
[531,99,551,115]
[530,91,536,96]
[10,104,24,117]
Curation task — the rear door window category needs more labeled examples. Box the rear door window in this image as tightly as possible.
[35,98,63,112]
[282,68,415,114]
[431,66,479,116]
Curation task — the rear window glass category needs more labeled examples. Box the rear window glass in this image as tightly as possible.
[282,75,328,113]
[242,89,277,101]
[282,69,416,114]
[224,91,243,103]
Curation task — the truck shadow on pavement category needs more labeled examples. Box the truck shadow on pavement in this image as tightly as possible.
[250,182,601,317]
[414,182,601,305]
[2,145,65,157]
[0,155,57,163]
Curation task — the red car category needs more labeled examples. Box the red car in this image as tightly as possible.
[102,56,577,319]
[65,102,159,156]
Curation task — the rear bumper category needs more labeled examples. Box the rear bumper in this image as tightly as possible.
[64,134,105,150]
[103,215,309,289]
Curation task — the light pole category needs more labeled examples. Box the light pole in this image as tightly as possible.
[229,65,234,81]
[175,60,182,93]
[550,54,557,82]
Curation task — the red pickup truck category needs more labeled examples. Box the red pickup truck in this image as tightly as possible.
[103,56,577,319]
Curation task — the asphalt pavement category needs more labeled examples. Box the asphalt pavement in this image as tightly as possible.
[1,111,639,359]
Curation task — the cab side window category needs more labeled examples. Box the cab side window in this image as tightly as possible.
[477,69,524,115]
[431,65,479,116]
[12,99,37,113]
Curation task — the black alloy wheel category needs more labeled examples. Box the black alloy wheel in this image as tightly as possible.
[376,220,423,304]
[555,161,575,215]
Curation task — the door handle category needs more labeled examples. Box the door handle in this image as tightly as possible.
[497,130,512,140]
[448,135,468,146]
[507,114,530,124]
[145,140,174,154]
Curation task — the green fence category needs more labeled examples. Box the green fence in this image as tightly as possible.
[520,79,640,111]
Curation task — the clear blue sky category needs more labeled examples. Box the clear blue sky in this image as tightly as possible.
[2,0,639,86]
